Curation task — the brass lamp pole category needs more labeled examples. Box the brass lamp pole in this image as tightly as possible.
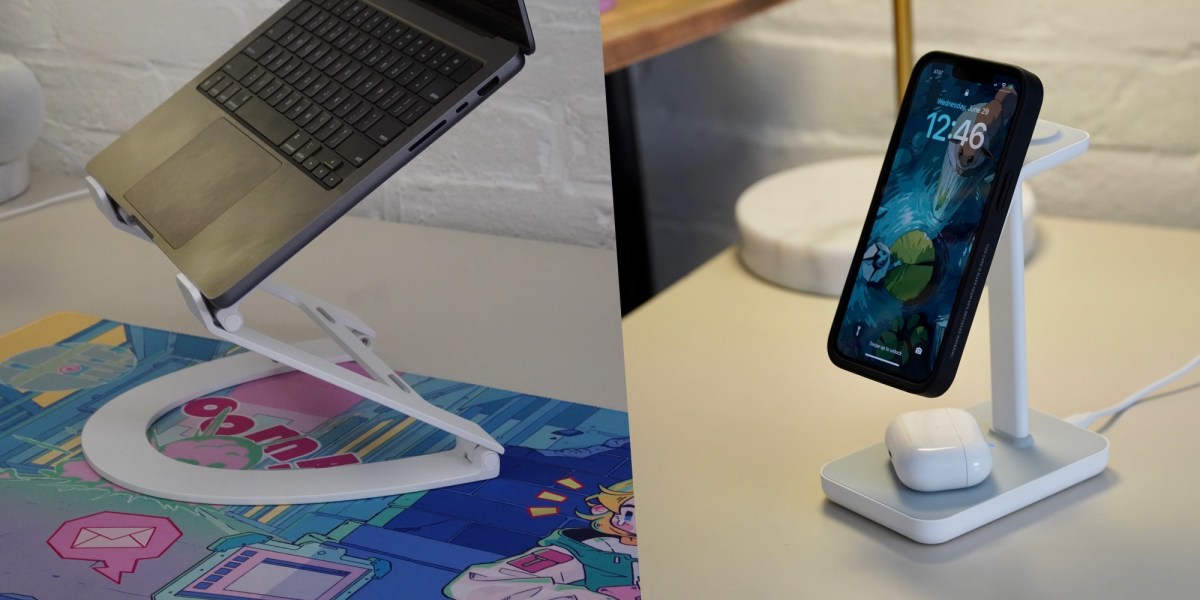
[893,0,914,107]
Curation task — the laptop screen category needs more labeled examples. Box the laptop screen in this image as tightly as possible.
[413,0,535,54]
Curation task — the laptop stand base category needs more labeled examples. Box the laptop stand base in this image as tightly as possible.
[80,176,503,505]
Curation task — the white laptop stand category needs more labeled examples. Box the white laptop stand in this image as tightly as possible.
[80,177,503,505]
[821,121,1110,544]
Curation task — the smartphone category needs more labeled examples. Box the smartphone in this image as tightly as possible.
[827,51,1043,397]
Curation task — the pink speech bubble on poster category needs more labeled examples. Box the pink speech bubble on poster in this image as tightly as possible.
[46,511,182,583]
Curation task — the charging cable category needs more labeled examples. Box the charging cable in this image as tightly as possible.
[1067,353,1200,429]
[0,187,89,222]
[0,137,88,222]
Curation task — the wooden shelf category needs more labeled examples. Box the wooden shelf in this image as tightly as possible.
[601,0,791,73]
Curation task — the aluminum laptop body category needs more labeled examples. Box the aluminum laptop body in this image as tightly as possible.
[87,0,535,308]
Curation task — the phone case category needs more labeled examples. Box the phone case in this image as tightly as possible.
[827,51,1043,397]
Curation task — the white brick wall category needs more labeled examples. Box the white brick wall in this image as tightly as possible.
[0,0,614,248]
[633,0,1200,288]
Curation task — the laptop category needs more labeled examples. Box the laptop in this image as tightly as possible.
[87,0,535,308]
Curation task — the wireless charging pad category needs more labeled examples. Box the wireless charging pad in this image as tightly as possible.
[821,402,1109,544]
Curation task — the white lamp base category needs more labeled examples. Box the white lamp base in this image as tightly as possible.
[0,156,31,204]
[736,157,1038,296]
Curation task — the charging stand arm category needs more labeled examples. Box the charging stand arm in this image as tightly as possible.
[988,123,1091,442]
[80,176,503,505]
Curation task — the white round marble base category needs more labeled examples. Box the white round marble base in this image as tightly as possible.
[736,156,1036,296]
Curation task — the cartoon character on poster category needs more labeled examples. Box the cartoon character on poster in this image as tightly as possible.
[445,480,638,600]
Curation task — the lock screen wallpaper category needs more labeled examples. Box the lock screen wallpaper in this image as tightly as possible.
[835,61,1021,381]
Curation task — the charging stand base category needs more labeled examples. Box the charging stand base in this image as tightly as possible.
[821,402,1109,544]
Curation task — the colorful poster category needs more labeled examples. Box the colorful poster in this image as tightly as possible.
[0,314,636,599]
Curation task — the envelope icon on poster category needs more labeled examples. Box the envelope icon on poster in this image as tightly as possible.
[72,527,155,549]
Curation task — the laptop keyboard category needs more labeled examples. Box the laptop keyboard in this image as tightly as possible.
[197,0,484,190]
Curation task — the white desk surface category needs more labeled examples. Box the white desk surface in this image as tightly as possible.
[0,172,626,412]
[623,217,1200,598]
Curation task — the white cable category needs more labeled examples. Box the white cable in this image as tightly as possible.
[0,136,89,221]
[1067,353,1200,429]
[0,188,89,222]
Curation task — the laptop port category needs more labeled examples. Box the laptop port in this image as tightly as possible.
[409,121,448,152]
[478,76,501,97]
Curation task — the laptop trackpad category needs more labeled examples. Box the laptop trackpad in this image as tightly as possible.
[126,119,280,249]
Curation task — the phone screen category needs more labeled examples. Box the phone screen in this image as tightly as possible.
[833,60,1022,382]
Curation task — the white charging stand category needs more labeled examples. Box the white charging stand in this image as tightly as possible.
[820,121,1110,544]
[80,177,503,505]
